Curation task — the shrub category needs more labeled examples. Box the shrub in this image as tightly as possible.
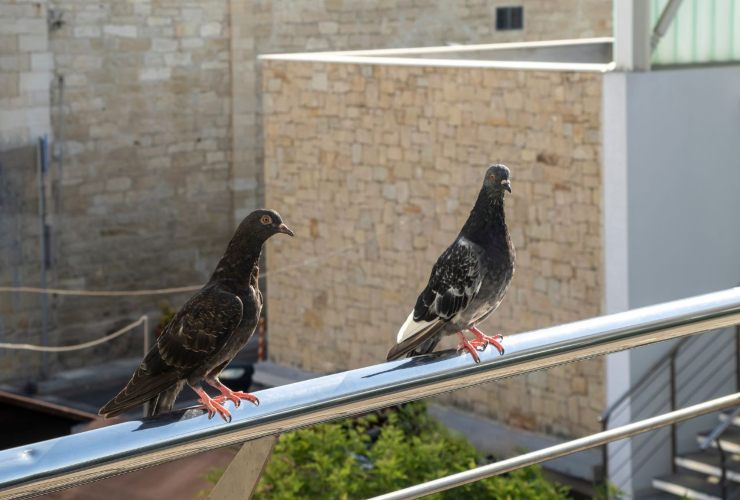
[234,401,570,499]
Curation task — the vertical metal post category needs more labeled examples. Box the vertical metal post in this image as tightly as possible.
[669,355,678,472]
[717,439,727,500]
[601,418,609,486]
[735,326,740,393]
[257,317,265,361]
[37,136,50,379]
[142,315,150,419]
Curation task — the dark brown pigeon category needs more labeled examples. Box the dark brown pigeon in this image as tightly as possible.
[387,164,515,363]
[99,209,293,421]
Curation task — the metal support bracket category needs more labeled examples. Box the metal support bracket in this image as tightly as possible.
[208,435,278,500]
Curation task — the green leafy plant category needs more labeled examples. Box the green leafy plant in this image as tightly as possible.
[592,480,624,500]
[206,401,570,499]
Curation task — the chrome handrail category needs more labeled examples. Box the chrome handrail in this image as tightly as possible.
[2,287,740,498]
[371,392,740,500]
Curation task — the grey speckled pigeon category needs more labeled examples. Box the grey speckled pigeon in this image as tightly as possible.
[99,209,294,422]
[387,164,515,363]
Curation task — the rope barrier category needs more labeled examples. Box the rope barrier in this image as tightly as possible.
[0,316,148,352]
[0,285,200,297]
[0,213,418,351]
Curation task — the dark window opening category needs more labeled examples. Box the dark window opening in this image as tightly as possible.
[496,6,523,31]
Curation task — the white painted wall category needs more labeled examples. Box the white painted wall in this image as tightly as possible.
[603,64,740,495]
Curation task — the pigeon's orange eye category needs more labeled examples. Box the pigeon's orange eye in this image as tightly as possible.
[260,215,272,225]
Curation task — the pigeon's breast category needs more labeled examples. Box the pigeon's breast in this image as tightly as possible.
[460,255,514,326]
[205,285,262,374]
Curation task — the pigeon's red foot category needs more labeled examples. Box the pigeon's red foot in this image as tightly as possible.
[212,389,260,408]
[457,332,481,364]
[194,386,232,422]
[469,326,505,355]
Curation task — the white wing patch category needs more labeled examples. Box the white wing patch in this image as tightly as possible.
[396,311,436,343]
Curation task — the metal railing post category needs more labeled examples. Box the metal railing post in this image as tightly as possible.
[669,354,677,472]
[717,439,728,500]
[208,435,278,500]
[601,418,608,484]
[731,281,739,395]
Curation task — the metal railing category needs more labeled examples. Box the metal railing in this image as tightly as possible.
[600,322,740,484]
[699,406,740,500]
[372,392,740,500]
[3,287,740,498]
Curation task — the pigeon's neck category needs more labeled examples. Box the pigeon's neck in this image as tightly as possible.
[209,239,263,288]
[460,190,509,247]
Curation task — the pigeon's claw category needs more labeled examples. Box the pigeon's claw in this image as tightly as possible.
[194,386,232,422]
[209,379,260,409]
[208,401,232,422]
[457,332,481,364]
[213,390,260,408]
[469,326,505,356]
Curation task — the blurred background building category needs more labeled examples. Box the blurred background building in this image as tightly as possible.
[2,0,740,497]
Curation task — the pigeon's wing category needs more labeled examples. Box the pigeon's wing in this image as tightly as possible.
[99,288,243,417]
[387,238,483,360]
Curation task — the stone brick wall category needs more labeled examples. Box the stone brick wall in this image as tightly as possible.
[44,0,236,377]
[263,61,603,437]
[0,0,609,384]
[0,145,44,381]
[238,0,612,218]
[0,0,53,148]
[253,0,610,52]
[0,0,236,382]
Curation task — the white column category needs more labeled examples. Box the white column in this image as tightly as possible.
[614,0,651,71]
[602,71,633,495]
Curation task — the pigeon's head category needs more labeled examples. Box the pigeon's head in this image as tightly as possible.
[242,209,294,240]
[483,163,511,194]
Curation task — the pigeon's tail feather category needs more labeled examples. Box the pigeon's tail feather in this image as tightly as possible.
[396,312,437,343]
[99,365,182,418]
[146,381,185,417]
[410,335,441,356]
[387,320,445,361]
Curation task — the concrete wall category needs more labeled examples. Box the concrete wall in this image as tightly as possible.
[263,60,605,438]
[603,65,740,495]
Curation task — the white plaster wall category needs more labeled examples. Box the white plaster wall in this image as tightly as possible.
[604,64,740,495]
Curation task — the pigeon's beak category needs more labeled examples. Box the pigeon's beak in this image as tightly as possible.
[501,179,512,193]
[277,223,294,237]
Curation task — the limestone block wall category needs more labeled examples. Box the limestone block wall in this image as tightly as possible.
[242,0,612,219]
[0,0,236,382]
[252,0,611,52]
[0,146,44,381]
[0,0,53,148]
[45,0,236,376]
[263,61,604,437]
